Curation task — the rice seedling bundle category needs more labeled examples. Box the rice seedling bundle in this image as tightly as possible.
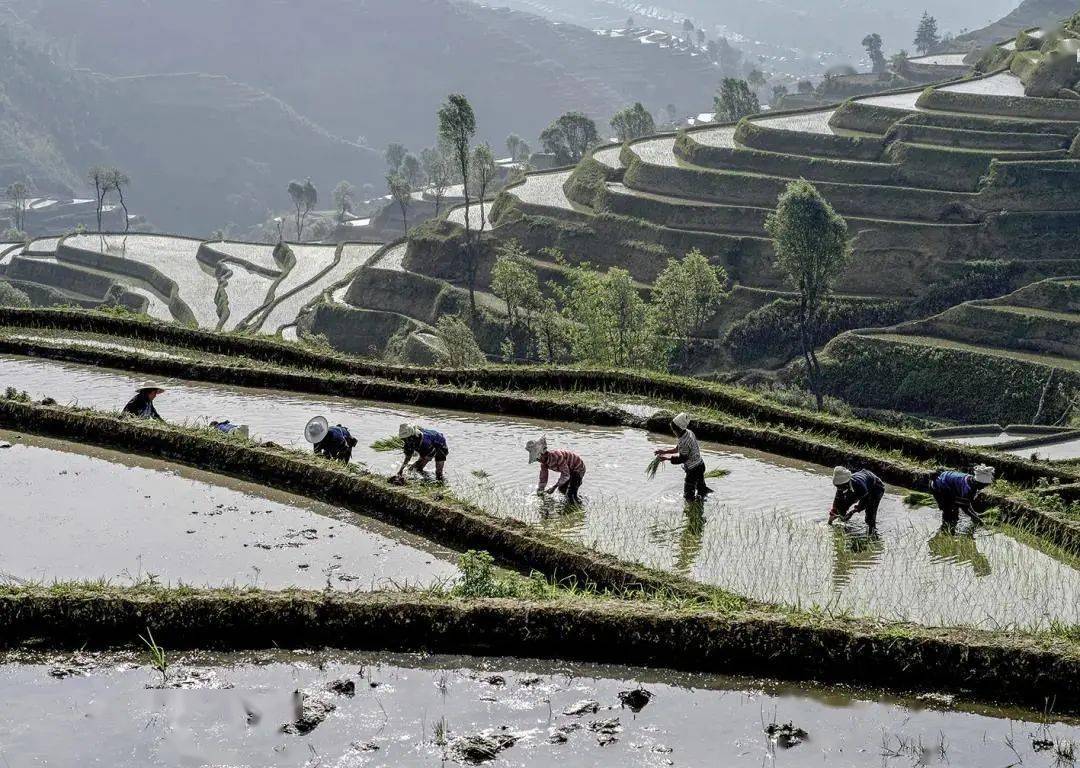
[371,435,405,452]
[645,455,664,480]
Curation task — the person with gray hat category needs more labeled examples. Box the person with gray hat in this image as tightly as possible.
[653,412,712,502]
[395,423,449,481]
[304,416,357,463]
[828,466,885,534]
[931,464,994,530]
[121,381,167,421]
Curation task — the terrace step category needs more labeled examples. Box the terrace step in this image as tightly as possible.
[888,123,1072,151]
[919,303,1080,359]
[857,331,1080,372]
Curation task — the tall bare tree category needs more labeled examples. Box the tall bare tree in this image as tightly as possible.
[5,181,29,232]
[108,169,131,234]
[287,178,318,241]
[332,181,355,223]
[87,166,111,233]
[386,173,412,233]
[469,143,496,232]
[421,146,453,216]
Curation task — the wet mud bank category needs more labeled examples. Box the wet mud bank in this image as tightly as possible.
[4,648,1077,766]
[3,586,1080,714]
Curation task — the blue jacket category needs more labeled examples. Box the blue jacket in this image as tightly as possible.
[316,425,356,456]
[932,471,976,502]
[405,428,447,458]
[832,469,884,514]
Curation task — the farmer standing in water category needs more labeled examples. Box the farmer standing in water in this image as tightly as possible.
[828,466,885,535]
[122,381,166,421]
[395,423,449,482]
[527,437,586,505]
[654,412,712,502]
[931,464,995,531]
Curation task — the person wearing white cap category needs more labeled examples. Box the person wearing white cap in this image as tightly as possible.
[653,413,712,502]
[526,436,586,504]
[828,466,885,534]
[121,381,167,421]
[395,423,449,481]
[304,416,358,463]
[930,465,994,530]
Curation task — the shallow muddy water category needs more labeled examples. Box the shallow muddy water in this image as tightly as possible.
[3,355,1079,629]
[0,649,1077,767]
[0,430,457,590]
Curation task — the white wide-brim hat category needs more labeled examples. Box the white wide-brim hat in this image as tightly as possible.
[526,436,547,463]
[304,416,329,444]
[974,464,995,484]
[399,423,422,439]
[832,466,852,487]
[672,412,691,430]
[137,381,167,392]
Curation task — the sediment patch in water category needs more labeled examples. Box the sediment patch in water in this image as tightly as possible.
[0,430,457,590]
[0,648,1077,766]
[2,355,1078,630]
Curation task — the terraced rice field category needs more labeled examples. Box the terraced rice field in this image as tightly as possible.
[910,53,969,66]
[217,260,275,331]
[5,353,1079,631]
[204,240,282,273]
[249,244,338,333]
[591,143,624,169]
[753,108,843,136]
[856,89,924,111]
[690,124,738,148]
[628,136,680,165]
[864,332,1080,372]
[267,242,382,335]
[940,72,1027,97]
[446,200,495,230]
[370,242,408,271]
[0,431,457,590]
[2,648,1075,766]
[509,170,576,210]
[22,236,60,255]
[63,234,220,328]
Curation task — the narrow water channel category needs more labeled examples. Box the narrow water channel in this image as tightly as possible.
[1,649,1076,767]
[3,354,1078,630]
[0,430,457,590]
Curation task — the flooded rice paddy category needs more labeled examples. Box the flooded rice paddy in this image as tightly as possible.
[2,355,1079,630]
[0,430,457,590]
[0,649,1076,767]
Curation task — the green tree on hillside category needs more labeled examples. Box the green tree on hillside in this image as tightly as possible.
[438,93,478,312]
[914,12,940,54]
[747,68,767,89]
[384,143,407,172]
[491,239,542,356]
[505,134,531,163]
[0,281,30,308]
[332,181,355,223]
[891,50,910,73]
[469,143,497,231]
[421,146,453,216]
[652,249,727,367]
[400,153,424,189]
[714,79,760,122]
[5,182,29,232]
[435,314,487,368]
[862,33,887,74]
[765,180,851,409]
[386,173,412,233]
[771,84,789,105]
[610,102,656,142]
[287,178,318,241]
[540,112,599,164]
[797,79,815,94]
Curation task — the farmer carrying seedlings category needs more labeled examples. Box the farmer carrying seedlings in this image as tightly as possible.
[527,436,586,504]
[396,423,449,481]
[930,465,994,530]
[122,381,166,421]
[304,416,357,463]
[654,413,712,502]
[828,466,885,534]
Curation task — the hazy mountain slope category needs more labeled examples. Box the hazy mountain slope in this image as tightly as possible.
[954,0,1078,47]
[3,0,724,152]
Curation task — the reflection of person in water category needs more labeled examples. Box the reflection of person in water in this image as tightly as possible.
[927,529,991,577]
[828,526,884,591]
[673,502,706,575]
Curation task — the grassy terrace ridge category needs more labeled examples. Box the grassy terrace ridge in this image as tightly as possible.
[1,318,1080,553]
[2,582,1080,712]
[861,331,1080,372]
[0,410,1078,712]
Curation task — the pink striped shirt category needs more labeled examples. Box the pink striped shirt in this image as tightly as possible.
[538,450,586,490]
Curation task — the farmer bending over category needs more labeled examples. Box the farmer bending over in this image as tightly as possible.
[122,381,166,421]
[931,464,994,530]
[828,466,885,535]
[305,416,357,463]
[654,412,712,502]
[527,436,586,505]
[396,423,449,482]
